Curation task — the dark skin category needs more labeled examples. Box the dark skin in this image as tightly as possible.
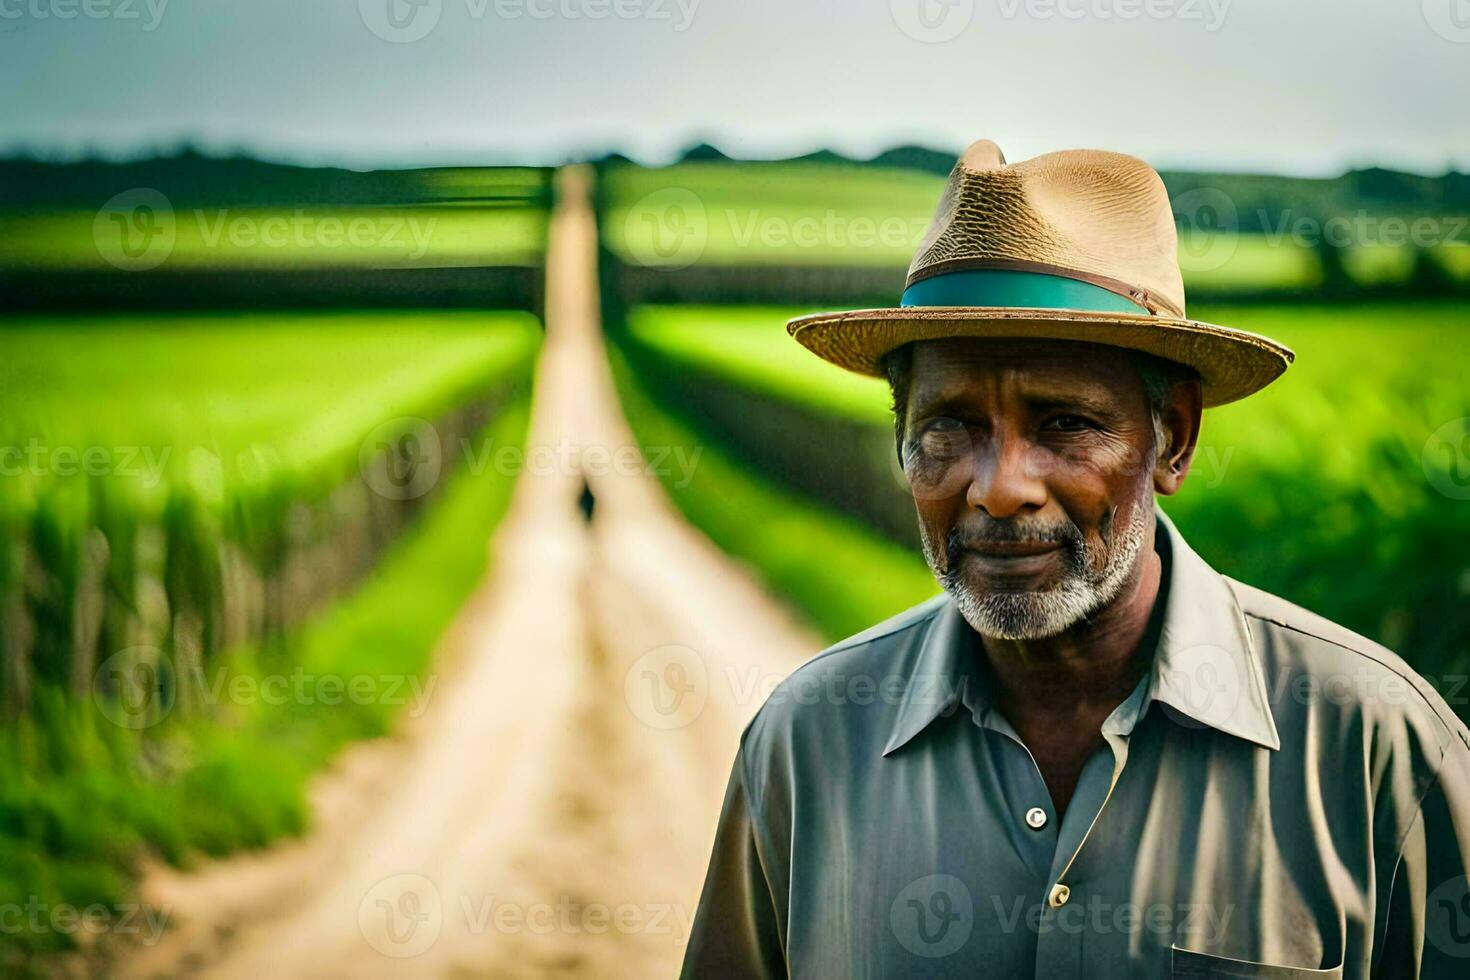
[900,338,1202,818]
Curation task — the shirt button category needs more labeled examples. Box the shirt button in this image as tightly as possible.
[1048,883,1071,908]
[1024,806,1048,830]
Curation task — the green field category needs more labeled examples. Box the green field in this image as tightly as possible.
[603,161,940,269]
[0,164,551,273]
[0,205,548,271]
[0,311,541,730]
[603,161,1468,293]
[628,305,890,421]
[622,301,1470,689]
[1,310,542,506]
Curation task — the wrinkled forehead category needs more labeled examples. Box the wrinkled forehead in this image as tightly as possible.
[906,337,1148,411]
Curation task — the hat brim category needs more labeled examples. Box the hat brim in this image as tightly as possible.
[786,306,1294,408]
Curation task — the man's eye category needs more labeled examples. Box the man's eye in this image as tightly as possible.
[1045,414,1095,432]
[916,418,968,457]
[923,417,964,434]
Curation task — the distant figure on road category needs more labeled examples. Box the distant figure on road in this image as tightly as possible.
[682,140,1470,978]
[578,478,596,522]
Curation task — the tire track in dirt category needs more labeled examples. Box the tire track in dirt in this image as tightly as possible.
[113,165,819,979]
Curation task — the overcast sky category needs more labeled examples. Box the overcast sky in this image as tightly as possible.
[3,0,1468,175]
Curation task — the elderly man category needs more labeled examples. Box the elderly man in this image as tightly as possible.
[680,141,1470,977]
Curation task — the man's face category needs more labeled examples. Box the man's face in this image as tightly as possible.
[900,337,1175,641]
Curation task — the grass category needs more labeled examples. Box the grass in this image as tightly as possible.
[619,301,1470,692]
[609,342,936,642]
[0,398,531,969]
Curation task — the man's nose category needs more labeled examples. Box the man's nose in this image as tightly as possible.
[966,434,1047,518]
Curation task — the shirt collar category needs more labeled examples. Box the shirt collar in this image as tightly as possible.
[881,504,1280,757]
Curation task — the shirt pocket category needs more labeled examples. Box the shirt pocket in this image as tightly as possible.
[1171,946,1343,979]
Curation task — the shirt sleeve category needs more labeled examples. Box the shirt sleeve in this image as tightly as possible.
[1378,731,1470,976]
[679,747,787,979]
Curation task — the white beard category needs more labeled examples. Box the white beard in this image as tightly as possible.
[923,503,1151,641]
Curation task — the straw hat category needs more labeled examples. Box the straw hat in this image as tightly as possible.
[786,140,1294,407]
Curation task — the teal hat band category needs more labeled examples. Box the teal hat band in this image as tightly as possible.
[901,269,1149,314]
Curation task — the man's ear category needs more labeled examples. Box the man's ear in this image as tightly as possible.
[1153,378,1203,496]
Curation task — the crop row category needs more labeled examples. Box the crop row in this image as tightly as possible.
[0,312,541,720]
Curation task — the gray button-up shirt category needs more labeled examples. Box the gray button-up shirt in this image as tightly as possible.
[681,507,1470,978]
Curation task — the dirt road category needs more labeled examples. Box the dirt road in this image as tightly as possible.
[116,166,820,979]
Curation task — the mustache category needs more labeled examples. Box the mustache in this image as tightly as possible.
[946,520,1081,553]
[942,514,1103,577]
